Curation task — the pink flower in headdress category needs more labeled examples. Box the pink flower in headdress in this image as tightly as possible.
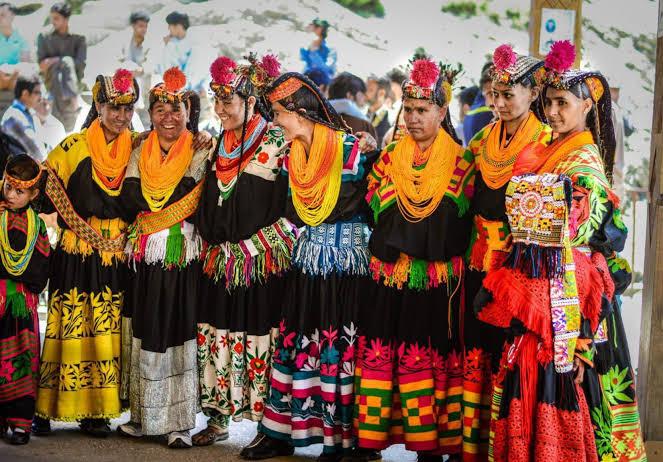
[545,40,576,74]
[493,44,517,71]
[261,54,281,78]
[410,59,440,88]
[210,56,237,85]
[112,69,133,93]
[163,67,187,92]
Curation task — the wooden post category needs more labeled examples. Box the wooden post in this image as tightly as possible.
[638,0,663,453]
[529,0,582,66]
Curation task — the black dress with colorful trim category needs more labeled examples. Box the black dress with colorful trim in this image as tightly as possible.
[354,132,475,457]
[36,131,129,422]
[463,117,552,460]
[0,208,50,433]
[258,132,376,457]
[194,121,297,428]
[120,139,211,436]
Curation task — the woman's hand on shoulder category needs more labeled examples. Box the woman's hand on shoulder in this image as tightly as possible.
[193,130,214,151]
[356,131,377,153]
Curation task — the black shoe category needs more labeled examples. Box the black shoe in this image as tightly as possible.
[240,433,294,460]
[416,454,443,462]
[318,452,344,462]
[340,449,382,462]
[80,418,111,438]
[9,430,30,445]
[31,417,51,436]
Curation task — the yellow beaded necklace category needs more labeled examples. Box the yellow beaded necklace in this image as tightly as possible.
[0,208,39,276]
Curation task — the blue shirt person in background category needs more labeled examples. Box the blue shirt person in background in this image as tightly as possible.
[0,2,31,116]
[1,75,47,161]
[463,62,495,144]
[300,18,337,83]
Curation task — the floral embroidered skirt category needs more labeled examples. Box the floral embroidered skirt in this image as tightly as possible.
[122,259,201,436]
[196,273,283,425]
[36,248,126,421]
[0,283,40,432]
[258,220,372,457]
[354,277,465,455]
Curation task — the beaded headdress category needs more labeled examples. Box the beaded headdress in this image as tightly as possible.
[209,53,281,100]
[149,67,188,105]
[491,44,546,87]
[82,69,139,128]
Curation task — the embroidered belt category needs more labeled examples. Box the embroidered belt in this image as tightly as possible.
[45,163,126,253]
[293,221,370,277]
[128,179,204,239]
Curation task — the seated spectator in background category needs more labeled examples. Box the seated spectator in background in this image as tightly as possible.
[328,71,376,138]
[0,2,31,115]
[305,67,331,97]
[456,85,479,146]
[365,75,391,147]
[37,2,86,133]
[300,18,336,83]
[463,62,494,143]
[0,75,46,160]
[34,93,65,152]
[120,11,151,126]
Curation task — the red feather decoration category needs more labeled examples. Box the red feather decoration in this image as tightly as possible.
[163,67,186,92]
[112,69,133,93]
[210,56,237,85]
[410,59,440,88]
[545,40,576,74]
[493,44,517,71]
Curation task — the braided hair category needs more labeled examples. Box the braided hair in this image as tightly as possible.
[266,72,350,133]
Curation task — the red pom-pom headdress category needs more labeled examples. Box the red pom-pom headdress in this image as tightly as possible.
[92,69,137,106]
[491,44,545,86]
[163,67,187,93]
[210,57,237,86]
[493,44,517,72]
[410,59,440,89]
[261,54,281,79]
[150,67,188,104]
[112,69,134,94]
[209,52,282,99]
[544,40,576,75]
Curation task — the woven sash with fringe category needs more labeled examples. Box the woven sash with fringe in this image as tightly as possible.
[128,179,204,239]
[45,163,126,253]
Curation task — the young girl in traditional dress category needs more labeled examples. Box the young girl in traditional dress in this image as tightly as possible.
[0,155,50,445]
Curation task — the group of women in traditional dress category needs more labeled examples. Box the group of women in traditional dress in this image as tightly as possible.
[0,39,647,462]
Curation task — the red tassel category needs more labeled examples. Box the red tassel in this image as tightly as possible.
[469,234,488,271]
[517,333,539,443]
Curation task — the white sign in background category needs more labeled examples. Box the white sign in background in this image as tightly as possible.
[539,8,577,55]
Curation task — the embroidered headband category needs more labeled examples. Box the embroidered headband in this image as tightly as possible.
[4,168,42,190]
